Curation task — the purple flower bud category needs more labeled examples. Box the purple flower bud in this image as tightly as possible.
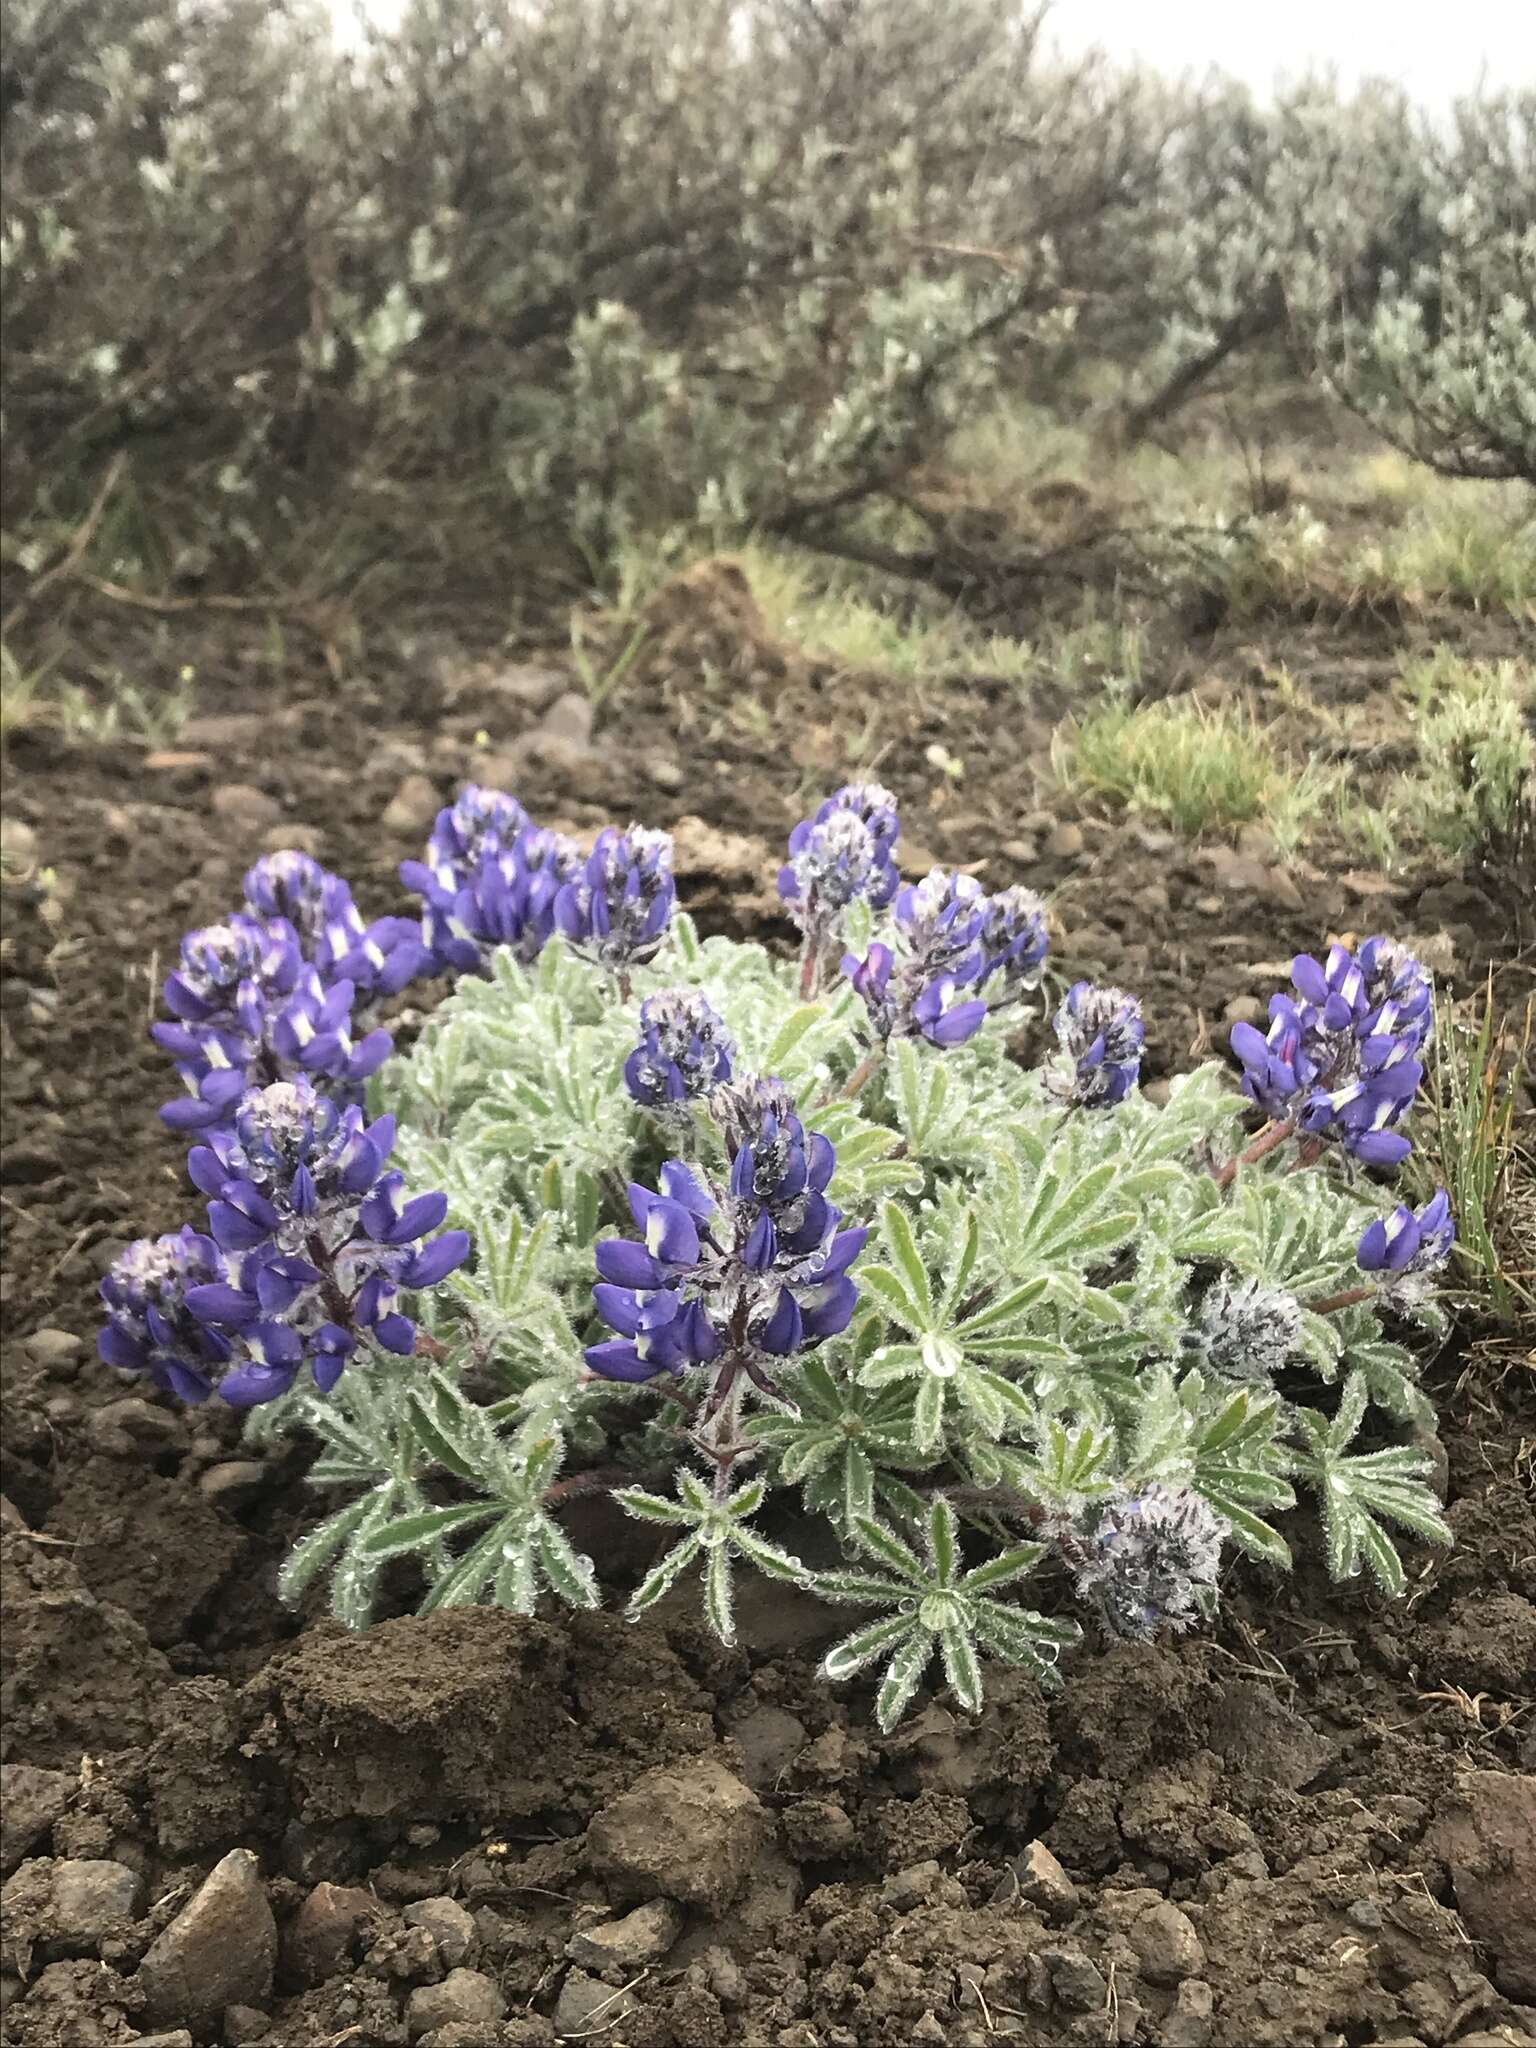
[1047,982,1144,1109]
[1071,1483,1227,1640]
[116,1079,471,1407]
[779,783,901,945]
[98,1228,232,1404]
[555,825,675,974]
[1357,1189,1455,1306]
[1229,936,1431,1166]
[624,990,735,1112]
[1193,1275,1301,1382]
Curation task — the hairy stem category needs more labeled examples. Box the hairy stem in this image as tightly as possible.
[799,941,819,1002]
[541,1466,631,1510]
[1307,1284,1376,1315]
[840,1048,884,1102]
[1212,1116,1295,1188]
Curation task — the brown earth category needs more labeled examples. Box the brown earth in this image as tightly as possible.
[1,568,1533,2047]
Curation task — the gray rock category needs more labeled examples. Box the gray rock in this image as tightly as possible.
[882,1860,943,1911]
[223,2005,271,2045]
[282,1880,383,1988]
[1429,1769,1536,1997]
[729,1704,807,1790]
[403,1895,477,1970]
[197,1461,267,1507]
[1043,1946,1107,2011]
[1129,1900,1203,1985]
[1160,1978,1214,2047]
[125,2034,195,2047]
[555,1968,638,2039]
[487,663,567,712]
[136,1848,276,2028]
[0,1139,63,1185]
[22,1330,83,1372]
[565,1898,683,1970]
[693,1944,745,2006]
[1,1766,75,1874]
[384,774,442,836]
[210,784,281,831]
[1002,1840,1079,1919]
[1044,821,1085,860]
[50,1859,142,1950]
[646,757,684,793]
[536,692,595,748]
[181,714,273,749]
[87,1397,181,1457]
[405,1967,506,2039]
[261,823,324,857]
[0,818,38,863]
[587,1756,765,1913]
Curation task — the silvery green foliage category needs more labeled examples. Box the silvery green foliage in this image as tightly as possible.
[1288,94,1536,483]
[271,897,1452,1730]
[1135,82,1535,481]
[1,0,1156,570]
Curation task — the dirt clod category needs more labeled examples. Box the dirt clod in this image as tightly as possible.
[405,1966,507,2039]
[587,1754,766,1913]
[1428,1771,1536,1998]
[0,1764,75,1874]
[565,1897,684,1970]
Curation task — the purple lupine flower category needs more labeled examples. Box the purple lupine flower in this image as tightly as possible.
[779,783,902,953]
[98,1227,235,1404]
[242,850,331,937]
[244,851,427,1007]
[842,868,995,1051]
[623,990,735,1115]
[173,1077,469,1404]
[1229,938,1431,1167]
[586,1075,865,1396]
[1357,1189,1455,1307]
[425,786,531,874]
[153,881,403,1133]
[1046,982,1144,1109]
[975,886,1051,1007]
[400,787,562,975]
[1071,1482,1227,1640]
[430,828,583,976]
[153,915,304,1131]
[894,868,990,970]
[554,825,675,975]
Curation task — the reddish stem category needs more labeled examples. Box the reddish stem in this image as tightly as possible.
[799,944,819,1001]
[1307,1284,1376,1315]
[1212,1117,1295,1188]
[541,1466,630,1510]
[840,1048,884,1102]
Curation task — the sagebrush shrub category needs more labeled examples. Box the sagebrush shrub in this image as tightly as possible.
[101,783,1458,1727]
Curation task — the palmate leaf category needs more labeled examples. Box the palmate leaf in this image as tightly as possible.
[615,1469,807,1644]
[1292,1373,1452,1596]
[815,1506,1077,1727]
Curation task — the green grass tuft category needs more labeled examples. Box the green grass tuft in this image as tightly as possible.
[1053,693,1326,841]
[1406,987,1534,1328]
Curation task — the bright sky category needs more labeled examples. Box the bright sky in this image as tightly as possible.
[1043,0,1536,106]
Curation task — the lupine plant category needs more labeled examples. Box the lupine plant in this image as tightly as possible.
[101,785,1458,1721]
